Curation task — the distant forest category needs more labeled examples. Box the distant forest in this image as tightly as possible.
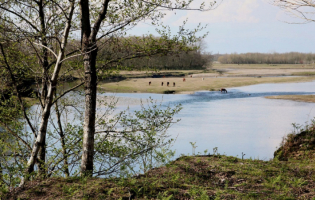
[217,52,315,64]
[96,37,213,71]
[116,51,213,70]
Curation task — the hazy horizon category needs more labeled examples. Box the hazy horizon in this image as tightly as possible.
[128,0,315,54]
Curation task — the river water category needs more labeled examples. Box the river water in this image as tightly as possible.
[103,81,315,160]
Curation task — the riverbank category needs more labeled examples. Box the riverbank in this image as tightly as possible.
[5,154,315,199]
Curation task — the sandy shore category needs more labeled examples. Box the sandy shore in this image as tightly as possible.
[265,95,315,103]
[98,76,315,94]
[97,64,315,103]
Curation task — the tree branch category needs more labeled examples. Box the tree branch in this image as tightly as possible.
[0,122,32,151]
[0,43,37,137]
[0,5,40,32]
[33,42,58,59]
[91,0,111,41]
[52,81,85,105]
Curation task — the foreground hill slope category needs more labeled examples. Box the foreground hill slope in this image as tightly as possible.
[4,153,315,199]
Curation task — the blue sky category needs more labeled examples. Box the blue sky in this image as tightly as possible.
[129,0,315,54]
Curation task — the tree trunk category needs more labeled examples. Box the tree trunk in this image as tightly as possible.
[0,162,3,187]
[20,1,75,185]
[37,0,49,178]
[79,0,110,176]
[37,135,46,178]
[80,44,98,176]
[37,58,48,178]
[55,97,69,177]
[21,90,55,186]
[80,0,96,177]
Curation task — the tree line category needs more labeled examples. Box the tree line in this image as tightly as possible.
[95,36,212,71]
[0,0,219,191]
[218,52,315,64]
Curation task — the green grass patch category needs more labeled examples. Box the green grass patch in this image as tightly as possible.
[292,71,315,76]
[6,154,315,199]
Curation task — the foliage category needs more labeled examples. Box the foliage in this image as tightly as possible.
[0,42,36,119]
[274,118,315,161]
[96,36,212,71]
[0,90,182,187]
[93,97,182,176]
[0,0,219,185]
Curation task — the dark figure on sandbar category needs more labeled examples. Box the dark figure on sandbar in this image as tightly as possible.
[161,82,164,86]
[149,81,151,86]
[173,82,175,87]
[167,82,169,87]
[220,88,227,93]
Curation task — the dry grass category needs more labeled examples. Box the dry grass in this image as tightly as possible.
[266,95,315,103]
[213,63,315,69]
[98,76,315,94]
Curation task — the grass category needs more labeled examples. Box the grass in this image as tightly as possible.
[98,76,315,94]
[292,71,315,76]
[274,120,315,162]
[6,155,315,199]
[23,97,40,107]
[266,95,315,103]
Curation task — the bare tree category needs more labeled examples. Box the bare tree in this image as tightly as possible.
[271,0,315,23]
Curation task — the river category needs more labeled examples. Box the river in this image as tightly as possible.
[103,81,315,160]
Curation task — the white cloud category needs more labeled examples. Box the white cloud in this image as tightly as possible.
[170,0,261,25]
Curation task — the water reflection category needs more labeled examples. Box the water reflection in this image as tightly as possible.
[109,81,315,160]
